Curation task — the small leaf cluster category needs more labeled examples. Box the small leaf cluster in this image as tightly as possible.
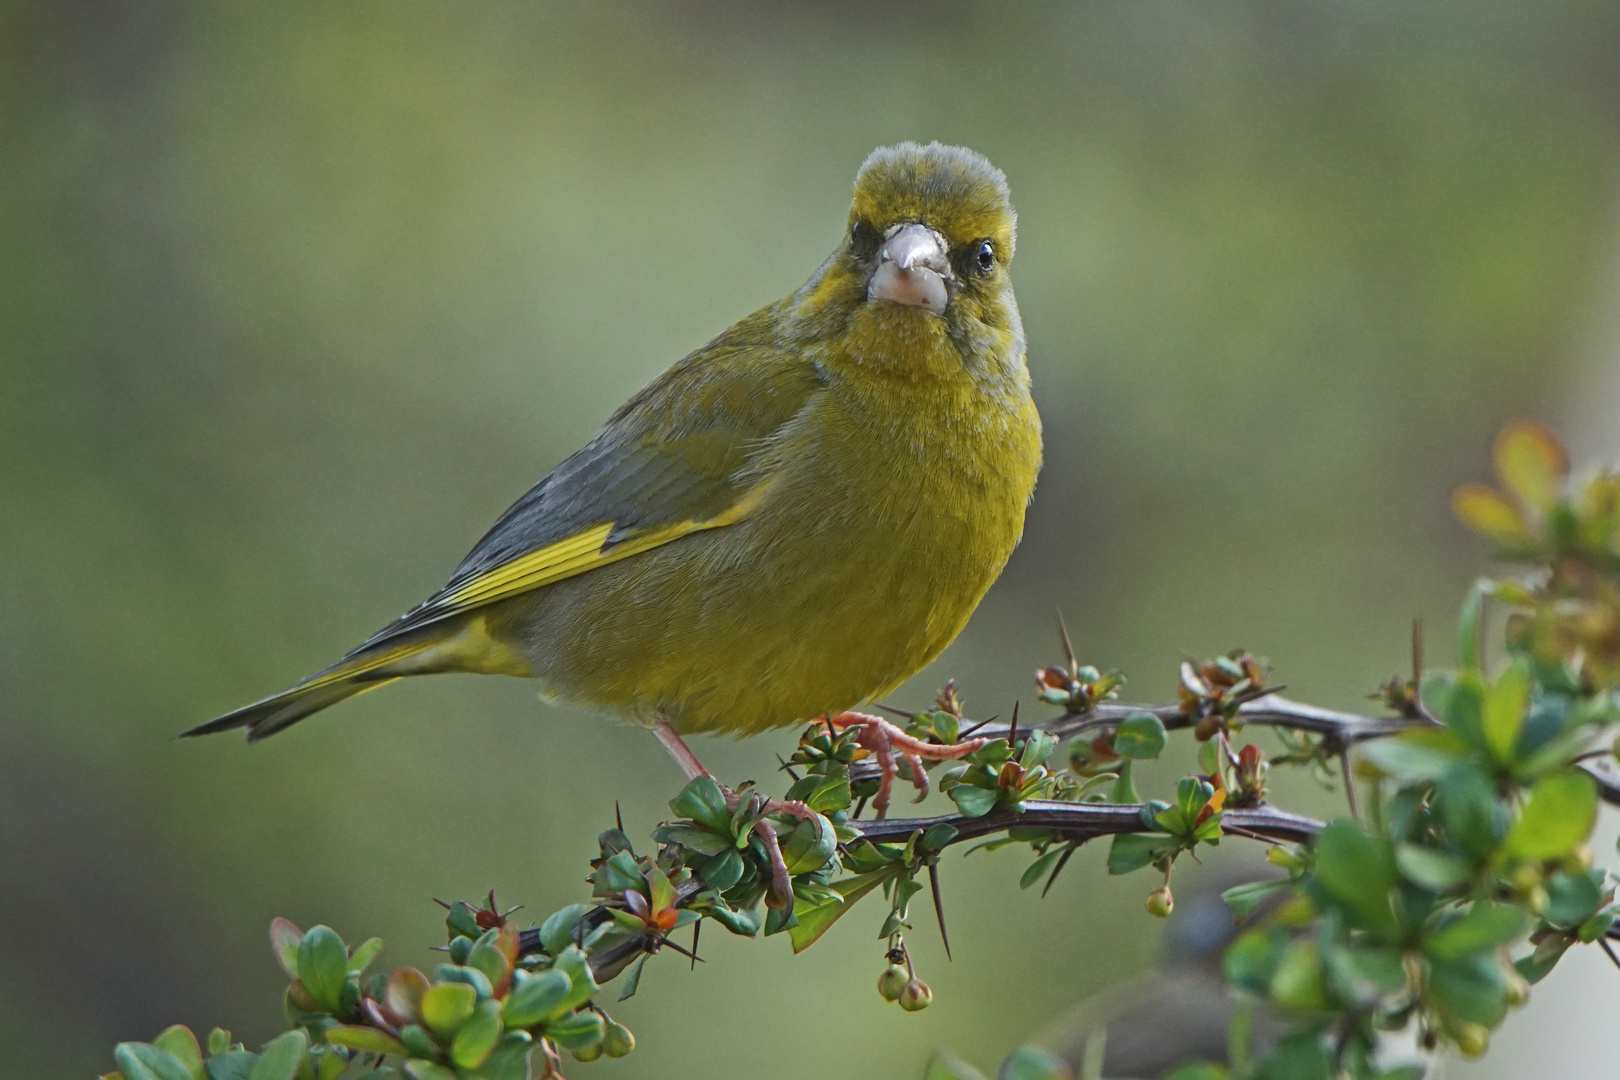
[1454,419,1620,689]
[939,728,1067,817]
[108,1025,311,1080]
[1179,650,1270,741]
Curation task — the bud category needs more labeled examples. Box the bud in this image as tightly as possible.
[877,965,908,1003]
[898,979,933,1012]
[1563,843,1593,874]
[1146,886,1174,918]
[1452,1022,1490,1059]
[571,1042,604,1063]
[603,1021,635,1058]
[1509,862,1542,893]
[1504,971,1530,1008]
[1526,885,1549,915]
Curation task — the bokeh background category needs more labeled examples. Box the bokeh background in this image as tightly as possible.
[6,2,1620,1077]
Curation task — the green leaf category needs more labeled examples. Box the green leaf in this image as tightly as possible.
[203,1050,258,1080]
[549,946,599,1014]
[1494,420,1566,513]
[1107,832,1172,875]
[538,904,589,955]
[639,867,670,916]
[1313,820,1398,933]
[617,955,648,1002]
[1428,954,1507,1026]
[949,784,999,818]
[268,918,303,981]
[403,1063,458,1080]
[997,1045,1069,1080]
[296,926,350,1015]
[788,867,896,953]
[1162,1066,1228,1080]
[345,937,384,976]
[420,982,478,1036]
[1222,879,1287,919]
[324,1026,408,1057]
[544,1010,604,1053]
[1503,770,1598,861]
[451,998,503,1069]
[1435,762,1503,859]
[1394,844,1473,892]
[700,846,746,890]
[1442,673,1486,749]
[1544,868,1605,925]
[152,1026,204,1080]
[801,768,853,813]
[1483,657,1531,764]
[705,900,762,937]
[1324,945,1405,1005]
[115,1044,197,1080]
[1223,928,1287,992]
[654,824,730,855]
[1020,849,1063,890]
[501,968,572,1028]
[1457,584,1484,672]
[1255,1033,1330,1080]
[922,823,959,851]
[1113,713,1168,760]
[670,776,732,833]
[1018,730,1057,768]
[926,1052,990,1080]
[1269,941,1330,1012]
[466,939,511,991]
[1424,902,1527,961]
[245,1031,308,1080]
[779,813,838,875]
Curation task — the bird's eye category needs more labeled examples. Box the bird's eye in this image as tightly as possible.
[975,240,995,273]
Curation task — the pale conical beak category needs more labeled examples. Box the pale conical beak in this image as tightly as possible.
[867,223,952,313]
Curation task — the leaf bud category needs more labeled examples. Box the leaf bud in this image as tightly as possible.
[602,1021,635,1058]
[1504,971,1530,1008]
[1563,842,1593,874]
[898,979,933,1012]
[1452,1022,1490,1059]
[1146,886,1174,918]
[877,965,908,1002]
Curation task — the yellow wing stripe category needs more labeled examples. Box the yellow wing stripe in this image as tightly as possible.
[442,523,615,606]
[435,478,777,614]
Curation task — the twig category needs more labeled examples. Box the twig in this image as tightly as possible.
[1340,750,1361,820]
[1599,936,1620,975]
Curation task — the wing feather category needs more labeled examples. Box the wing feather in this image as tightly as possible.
[351,306,821,651]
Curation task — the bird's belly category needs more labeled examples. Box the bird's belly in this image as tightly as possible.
[497,459,1026,736]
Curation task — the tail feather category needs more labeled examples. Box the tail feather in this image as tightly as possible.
[183,632,446,741]
[186,613,528,742]
[182,675,399,742]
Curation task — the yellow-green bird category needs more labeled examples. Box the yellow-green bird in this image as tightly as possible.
[187,141,1042,814]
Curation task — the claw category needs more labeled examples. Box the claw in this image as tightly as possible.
[824,712,987,820]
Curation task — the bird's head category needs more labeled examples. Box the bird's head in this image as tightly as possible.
[794,143,1021,366]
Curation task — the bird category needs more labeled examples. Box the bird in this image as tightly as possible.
[186,141,1043,842]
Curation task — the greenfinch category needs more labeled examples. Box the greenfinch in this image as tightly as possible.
[187,142,1042,810]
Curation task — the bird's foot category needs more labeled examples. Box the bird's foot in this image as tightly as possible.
[823,711,987,819]
[651,718,808,908]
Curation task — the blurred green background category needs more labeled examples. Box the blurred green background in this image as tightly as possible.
[6,2,1620,1077]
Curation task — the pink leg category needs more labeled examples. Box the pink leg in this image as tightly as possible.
[653,718,811,903]
[826,711,987,819]
[653,718,713,782]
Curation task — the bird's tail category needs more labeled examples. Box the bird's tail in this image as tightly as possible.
[181,627,460,742]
